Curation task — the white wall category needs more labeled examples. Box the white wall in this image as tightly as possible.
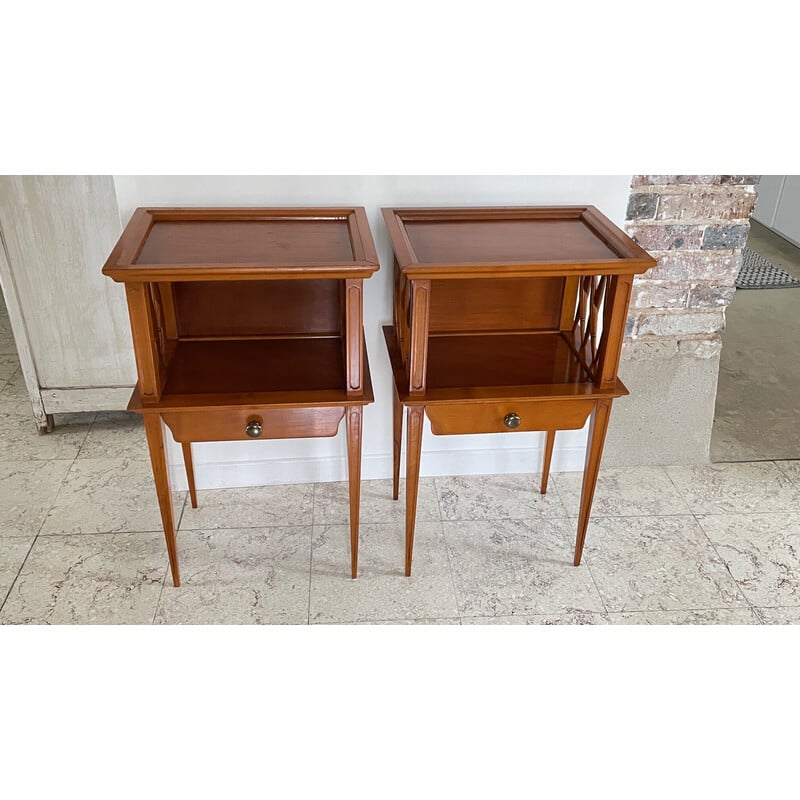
[112,176,633,489]
[753,175,784,227]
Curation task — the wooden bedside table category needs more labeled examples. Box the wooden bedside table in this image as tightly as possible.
[382,206,656,575]
[103,207,379,585]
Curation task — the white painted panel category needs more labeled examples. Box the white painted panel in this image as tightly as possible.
[753,174,785,227]
[772,175,800,247]
[41,387,135,414]
[0,176,136,388]
[113,175,633,487]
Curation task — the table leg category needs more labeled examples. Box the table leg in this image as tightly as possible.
[346,405,363,579]
[392,384,403,501]
[405,405,424,577]
[574,399,612,566]
[540,429,556,495]
[143,414,181,587]
[181,441,198,509]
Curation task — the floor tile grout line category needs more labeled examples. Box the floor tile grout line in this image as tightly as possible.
[433,476,465,620]
[545,470,575,519]
[546,468,612,615]
[601,604,760,615]
[307,524,313,625]
[0,535,38,614]
[582,558,611,616]
[772,459,800,490]
[71,412,97,460]
[456,604,758,621]
[158,491,191,620]
[151,564,169,625]
[663,466,702,515]
[0,446,81,616]
[311,617,463,626]
[176,492,189,532]
[308,485,315,624]
[691,510,761,617]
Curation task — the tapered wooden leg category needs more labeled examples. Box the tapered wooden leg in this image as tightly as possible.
[181,441,198,509]
[143,414,180,587]
[574,399,612,567]
[540,429,556,495]
[405,405,424,577]
[392,384,403,501]
[345,405,363,579]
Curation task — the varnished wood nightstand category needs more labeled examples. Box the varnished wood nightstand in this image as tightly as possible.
[381,206,656,575]
[103,207,379,585]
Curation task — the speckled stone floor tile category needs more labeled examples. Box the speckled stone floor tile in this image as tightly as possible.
[154,527,311,624]
[0,532,166,624]
[608,608,759,624]
[753,606,800,624]
[0,459,73,537]
[435,473,567,522]
[444,518,605,618]
[696,512,800,607]
[775,460,800,487]
[665,462,800,514]
[313,477,440,526]
[79,411,148,461]
[324,617,462,625]
[179,482,313,530]
[461,612,610,625]
[39,457,185,535]
[0,329,18,355]
[552,466,691,517]
[0,536,33,602]
[0,404,94,461]
[0,355,19,385]
[310,521,458,624]
[583,515,748,613]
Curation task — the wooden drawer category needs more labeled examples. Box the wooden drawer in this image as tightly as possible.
[162,406,345,443]
[426,399,595,436]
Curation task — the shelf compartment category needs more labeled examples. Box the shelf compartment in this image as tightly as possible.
[163,337,347,397]
[382,326,626,405]
[426,332,592,391]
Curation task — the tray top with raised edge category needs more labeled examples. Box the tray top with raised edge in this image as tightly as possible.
[103,207,380,282]
[382,205,656,279]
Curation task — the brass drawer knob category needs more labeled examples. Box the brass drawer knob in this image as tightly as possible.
[245,419,263,438]
[504,412,521,430]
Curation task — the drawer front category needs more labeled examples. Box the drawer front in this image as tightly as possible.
[426,399,595,436]
[162,406,345,443]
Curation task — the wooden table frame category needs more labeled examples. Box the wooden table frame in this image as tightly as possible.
[103,207,379,585]
[381,206,656,575]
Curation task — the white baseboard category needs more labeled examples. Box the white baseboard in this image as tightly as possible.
[168,443,588,491]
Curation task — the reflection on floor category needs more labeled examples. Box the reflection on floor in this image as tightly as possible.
[711,219,800,462]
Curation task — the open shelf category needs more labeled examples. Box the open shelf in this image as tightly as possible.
[426,332,591,391]
[160,337,349,403]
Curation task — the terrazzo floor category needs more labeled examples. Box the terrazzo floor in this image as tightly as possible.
[2,297,800,624]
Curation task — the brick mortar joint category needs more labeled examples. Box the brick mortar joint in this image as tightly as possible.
[637,217,754,225]
[628,308,727,316]
[626,220,750,227]
[625,331,723,341]
[628,185,758,194]
[635,278,736,284]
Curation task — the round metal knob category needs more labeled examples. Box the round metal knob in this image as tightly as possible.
[245,420,263,438]
[504,412,521,430]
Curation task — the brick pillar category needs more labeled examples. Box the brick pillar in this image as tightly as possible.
[603,175,759,465]
[624,175,758,355]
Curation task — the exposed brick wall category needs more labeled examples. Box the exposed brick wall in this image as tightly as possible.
[623,175,759,360]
